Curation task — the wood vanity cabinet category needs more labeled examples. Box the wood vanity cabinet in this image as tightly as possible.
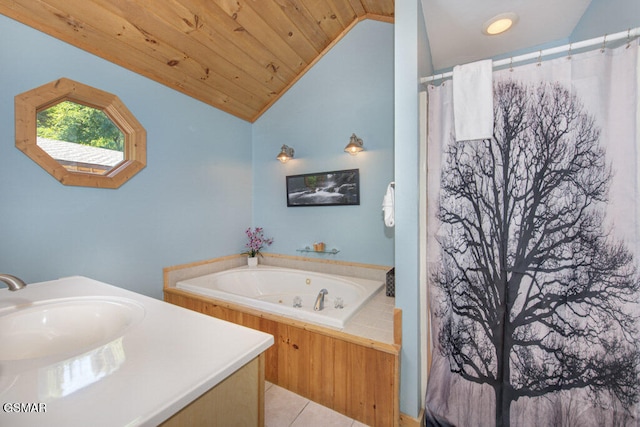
[161,354,265,426]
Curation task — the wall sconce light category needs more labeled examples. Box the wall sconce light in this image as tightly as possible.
[344,133,364,156]
[276,144,295,163]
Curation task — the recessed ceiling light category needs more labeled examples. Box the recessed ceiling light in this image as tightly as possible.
[483,13,518,35]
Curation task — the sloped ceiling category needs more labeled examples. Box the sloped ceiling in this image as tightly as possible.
[5,1,627,122]
[0,0,394,122]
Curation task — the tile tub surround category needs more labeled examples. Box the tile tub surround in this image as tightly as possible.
[0,276,273,427]
[164,254,400,427]
[164,253,391,286]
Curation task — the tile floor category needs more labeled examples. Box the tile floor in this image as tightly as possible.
[265,382,369,427]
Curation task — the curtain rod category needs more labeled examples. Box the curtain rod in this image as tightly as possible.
[420,27,640,84]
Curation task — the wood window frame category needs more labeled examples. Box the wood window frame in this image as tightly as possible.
[15,78,146,188]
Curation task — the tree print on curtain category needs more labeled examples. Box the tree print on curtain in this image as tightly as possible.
[428,80,640,427]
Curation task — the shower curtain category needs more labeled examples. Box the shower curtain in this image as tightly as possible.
[425,39,640,427]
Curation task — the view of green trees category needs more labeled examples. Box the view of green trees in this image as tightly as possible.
[37,101,124,151]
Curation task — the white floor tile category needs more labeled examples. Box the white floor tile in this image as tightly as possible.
[289,400,354,427]
[265,384,309,427]
[265,383,371,427]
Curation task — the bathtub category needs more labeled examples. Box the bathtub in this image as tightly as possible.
[176,265,384,329]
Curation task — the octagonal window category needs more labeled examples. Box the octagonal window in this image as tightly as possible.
[15,78,146,188]
[37,101,125,175]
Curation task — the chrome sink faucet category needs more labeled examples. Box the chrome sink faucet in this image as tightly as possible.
[0,274,27,291]
[314,288,328,311]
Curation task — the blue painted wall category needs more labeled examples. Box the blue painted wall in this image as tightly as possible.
[0,15,253,299]
[572,0,640,41]
[252,20,394,266]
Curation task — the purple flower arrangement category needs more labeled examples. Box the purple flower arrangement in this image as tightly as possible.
[242,227,273,258]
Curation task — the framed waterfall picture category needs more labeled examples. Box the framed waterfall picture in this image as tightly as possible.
[286,169,360,207]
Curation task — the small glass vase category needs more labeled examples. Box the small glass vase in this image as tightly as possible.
[247,256,258,267]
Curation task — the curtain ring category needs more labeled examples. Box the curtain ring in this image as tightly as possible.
[627,28,632,49]
[536,50,542,67]
[601,34,607,53]
[567,43,572,60]
[509,57,514,72]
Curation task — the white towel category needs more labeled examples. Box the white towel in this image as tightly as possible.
[453,60,494,141]
[382,182,395,228]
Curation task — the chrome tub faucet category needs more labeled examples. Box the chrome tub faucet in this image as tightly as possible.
[0,274,27,291]
[314,288,328,311]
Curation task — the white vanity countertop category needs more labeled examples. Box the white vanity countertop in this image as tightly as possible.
[0,276,274,426]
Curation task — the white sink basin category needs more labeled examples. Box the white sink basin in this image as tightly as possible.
[0,297,145,361]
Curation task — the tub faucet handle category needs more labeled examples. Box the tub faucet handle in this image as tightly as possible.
[314,288,328,311]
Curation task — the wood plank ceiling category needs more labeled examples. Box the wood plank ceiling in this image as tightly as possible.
[0,0,394,122]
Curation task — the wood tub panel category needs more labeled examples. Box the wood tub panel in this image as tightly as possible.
[309,331,335,407]
[164,288,399,427]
